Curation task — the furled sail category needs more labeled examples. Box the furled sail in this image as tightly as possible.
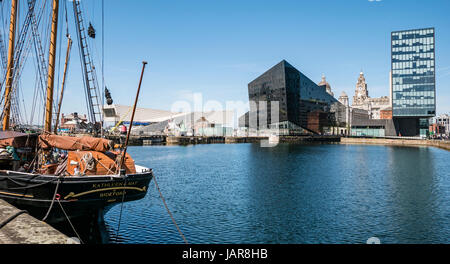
[0,132,37,148]
[38,134,113,152]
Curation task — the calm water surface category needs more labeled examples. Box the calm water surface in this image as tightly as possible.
[104,143,450,244]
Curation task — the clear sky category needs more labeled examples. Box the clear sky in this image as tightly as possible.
[14,0,450,123]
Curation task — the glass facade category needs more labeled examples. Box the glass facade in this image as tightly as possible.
[351,127,386,137]
[391,28,435,117]
[248,60,337,130]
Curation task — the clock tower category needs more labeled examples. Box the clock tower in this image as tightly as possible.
[353,71,369,106]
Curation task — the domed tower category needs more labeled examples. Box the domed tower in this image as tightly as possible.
[338,91,349,106]
[318,75,334,97]
[353,71,369,106]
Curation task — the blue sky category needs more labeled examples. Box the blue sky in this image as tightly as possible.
[16,0,450,123]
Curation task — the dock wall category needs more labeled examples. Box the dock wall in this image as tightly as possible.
[108,135,342,146]
[0,199,75,244]
[341,137,450,151]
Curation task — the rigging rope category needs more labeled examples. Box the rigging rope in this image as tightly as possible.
[153,174,189,244]
[115,175,127,239]
[0,0,50,126]
[56,199,84,244]
[41,176,61,221]
[101,0,105,134]
[54,0,64,115]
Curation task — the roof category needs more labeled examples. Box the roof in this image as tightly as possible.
[318,76,331,89]
[339,91,348,97]
[133,110,236,134]
[63,120,83,125]
[249,60,295,86]
[62,113,88,120]
[103,104,177,123]
[391,27,434,34]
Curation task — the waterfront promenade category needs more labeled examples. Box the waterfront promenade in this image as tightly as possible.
[106,133,450,152]
[341,137,450,151]
[106,134,341,146]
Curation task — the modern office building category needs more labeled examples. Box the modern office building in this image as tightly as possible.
[243,60,339,135]
[391,28,436,136]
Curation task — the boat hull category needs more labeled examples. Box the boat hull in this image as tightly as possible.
[0,169,153,224]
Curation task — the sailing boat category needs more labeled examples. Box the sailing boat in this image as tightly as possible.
[0,0,153,226]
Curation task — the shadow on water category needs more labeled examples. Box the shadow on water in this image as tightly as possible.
[47,209,111,244]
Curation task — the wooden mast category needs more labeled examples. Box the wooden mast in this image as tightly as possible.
[118,61,148,173]
[44,0,60,133]
[54,36,73,134]
[2,0,18,131]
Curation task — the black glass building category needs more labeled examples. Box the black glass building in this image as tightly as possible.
[391,28,436,136]
[246,60,337,134]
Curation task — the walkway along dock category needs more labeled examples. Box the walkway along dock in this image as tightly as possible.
[105,134,450,151]
[341,137,450,151]
[106,135,341,146]
[0,199,76,244]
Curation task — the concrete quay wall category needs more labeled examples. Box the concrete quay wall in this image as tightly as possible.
[341,137,450,151]
[280,135,341,143]
[0,199,75,244]
[167,136,341,145]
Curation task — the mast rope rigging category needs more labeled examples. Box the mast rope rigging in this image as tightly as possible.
[53,0,71,131]
[72,0,103,127]
[0,0,107,130]
[29,0,56,126]
[12,0,54,128]
[153,174,189,244]
[54,0,64,122]
[0,0,49,126]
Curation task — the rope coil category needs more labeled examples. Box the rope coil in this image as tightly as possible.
[81,152,95,172]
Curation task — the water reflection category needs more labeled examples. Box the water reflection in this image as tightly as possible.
[102,144,450,244]
[387,147,444,243]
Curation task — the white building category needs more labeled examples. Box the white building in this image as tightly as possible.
[434,114,450,136]
[132,111,236,136]
[102,104,177,125]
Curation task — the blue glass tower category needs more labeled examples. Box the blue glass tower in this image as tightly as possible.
[391,28,436,136]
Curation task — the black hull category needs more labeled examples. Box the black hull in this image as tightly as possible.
[0,169,153,224]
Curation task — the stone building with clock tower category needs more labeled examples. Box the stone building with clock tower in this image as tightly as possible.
[352,72,391,119]
[353,72,369,105]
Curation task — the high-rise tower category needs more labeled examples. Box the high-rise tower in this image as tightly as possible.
[391,28,435,136]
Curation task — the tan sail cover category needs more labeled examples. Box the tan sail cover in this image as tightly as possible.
[0,131,37,148]
[66,151,136,176]
[38,134,112,152]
